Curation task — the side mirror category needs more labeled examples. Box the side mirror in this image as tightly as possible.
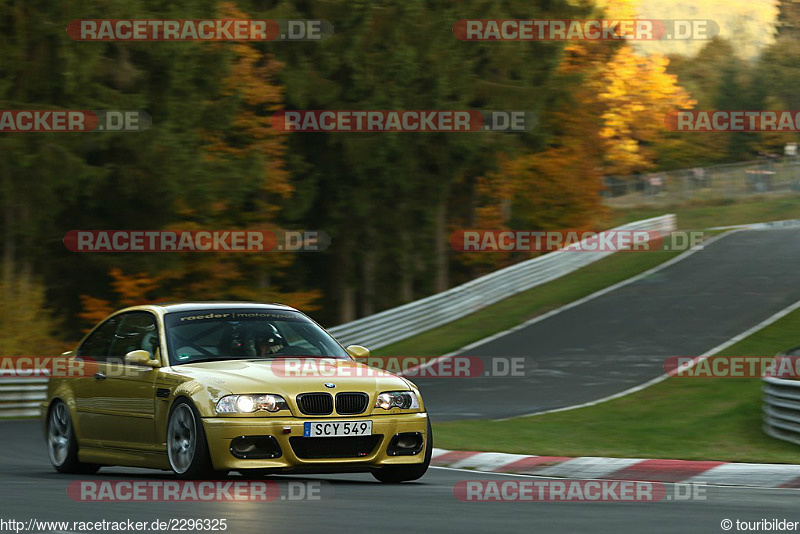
[125,350,159,368]
[346,345,371,360]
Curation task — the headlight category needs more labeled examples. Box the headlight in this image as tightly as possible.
[375,391,419,410]
[215,394,289,414]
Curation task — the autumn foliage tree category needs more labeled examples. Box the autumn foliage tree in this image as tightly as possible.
[77,2,319,328]
[157,3,319,310]
[454,0,696,277]
[78,268,163,329]
[595,48,696,175]
[8,0,762,344]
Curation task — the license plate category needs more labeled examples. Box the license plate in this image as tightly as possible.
[303,420,372,437]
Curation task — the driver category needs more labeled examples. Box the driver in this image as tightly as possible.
[244,323,285,356]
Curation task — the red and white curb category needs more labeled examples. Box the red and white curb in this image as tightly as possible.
[431,448,800,488]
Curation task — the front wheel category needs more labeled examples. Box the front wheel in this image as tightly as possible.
[46,400,99,474]
[167,400,216,479]
[372,417,433,483]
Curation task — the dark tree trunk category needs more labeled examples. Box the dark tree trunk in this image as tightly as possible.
[360,233,375,316]
[434,200,448,293]
[3,171,15,297]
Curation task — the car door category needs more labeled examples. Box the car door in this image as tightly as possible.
[75,311,161,450]
[72,315,119,448]
[101,311,161,450]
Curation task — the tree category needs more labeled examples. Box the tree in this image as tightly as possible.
[256,0,574,322]
[595,48,696,175]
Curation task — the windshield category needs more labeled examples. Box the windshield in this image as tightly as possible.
[164,309,350,365]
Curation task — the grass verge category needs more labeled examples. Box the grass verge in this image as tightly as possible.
[607,194,800,230]
[434,304,800,463]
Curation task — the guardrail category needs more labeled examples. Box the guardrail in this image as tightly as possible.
[329,214,676,350]
[0,214,675,419]
[763,350,800,446]
[0,377,47,418]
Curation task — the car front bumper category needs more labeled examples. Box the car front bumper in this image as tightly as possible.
[202,412,429,472]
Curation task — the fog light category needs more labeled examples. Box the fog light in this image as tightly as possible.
[387,432,424,456]
[230,436,282,459]
[397,435,418,449]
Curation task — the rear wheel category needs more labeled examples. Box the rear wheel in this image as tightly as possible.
[167,400,216,479]
[47,400,99,474]
[372,417,433,483]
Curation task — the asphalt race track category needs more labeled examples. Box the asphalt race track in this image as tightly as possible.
[1,420,798,533]
[414,228,800,420]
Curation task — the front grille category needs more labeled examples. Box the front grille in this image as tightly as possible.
[297,393,333,415]
[335,392,369,415]
[289,435,383,459]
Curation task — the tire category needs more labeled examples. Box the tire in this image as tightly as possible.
[167,399,217,479]
[46,400,100,474]
[372,417,433,483]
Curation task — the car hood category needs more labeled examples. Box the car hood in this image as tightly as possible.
[168,357,411,397]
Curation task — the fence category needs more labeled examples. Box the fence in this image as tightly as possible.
[328,214,676,349]
[763,349,800,446]
[604,157,800,208]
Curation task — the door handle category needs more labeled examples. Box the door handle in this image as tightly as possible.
[93,372,106,380]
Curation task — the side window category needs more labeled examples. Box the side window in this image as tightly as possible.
[77,318,119,361]
[109,312,159,361]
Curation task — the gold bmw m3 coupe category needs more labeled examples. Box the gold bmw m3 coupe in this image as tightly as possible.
[42,302,431,482]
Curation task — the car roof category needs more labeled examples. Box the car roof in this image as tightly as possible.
[77,302,309,345]
[146,302,300,314]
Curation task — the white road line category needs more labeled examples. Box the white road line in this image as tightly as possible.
[425,222,800,485]
[496,294,800,421]
[684,463,800,487]
[401,231,736,378]
[707,218,800,231]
